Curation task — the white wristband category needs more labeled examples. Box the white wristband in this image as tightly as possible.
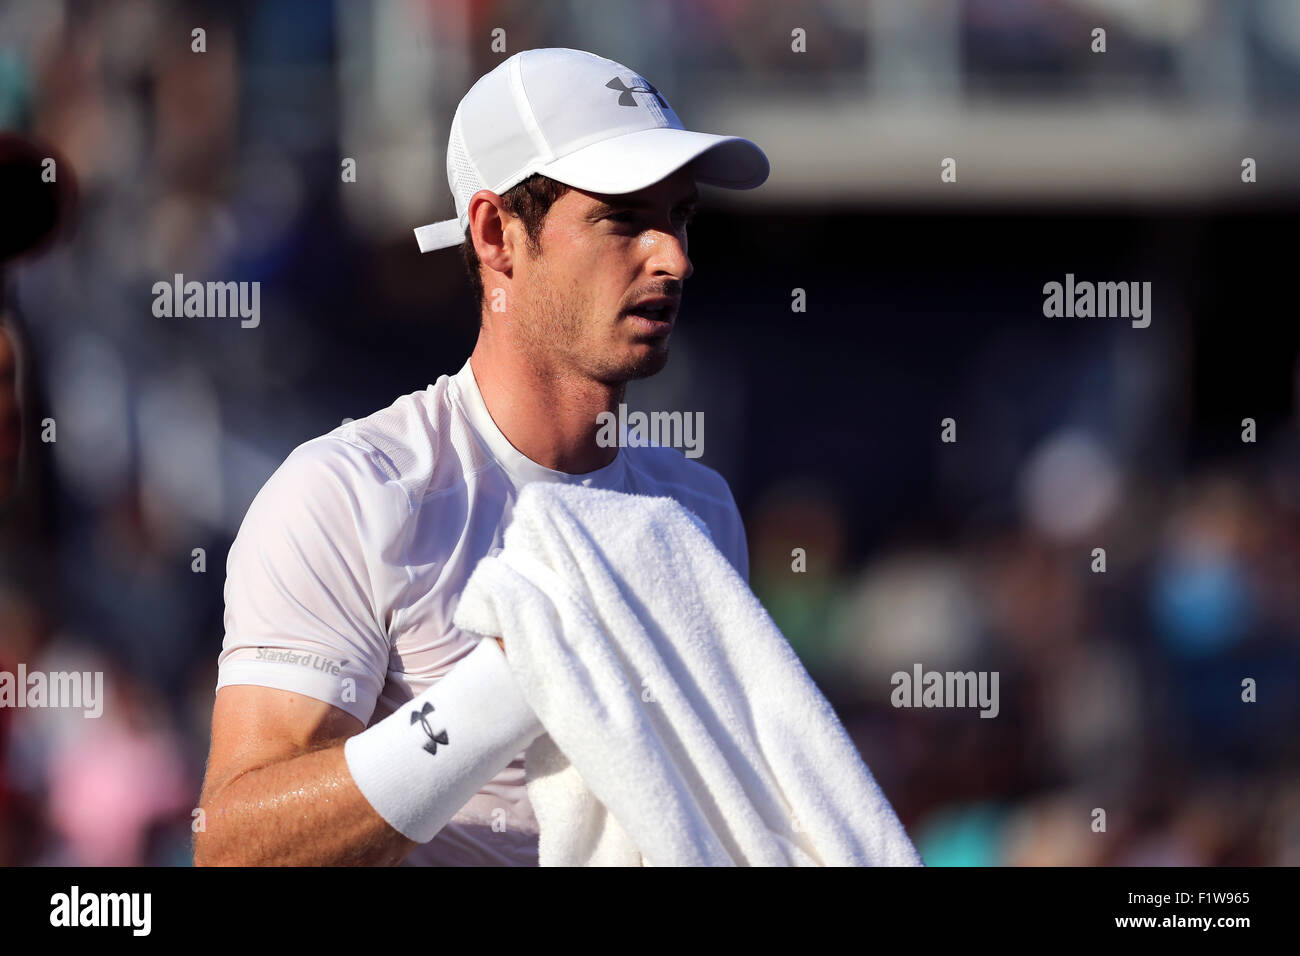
[343,637,544,843]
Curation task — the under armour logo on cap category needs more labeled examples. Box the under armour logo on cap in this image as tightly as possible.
[605,76,668,108]
[411,701,449,755]
[412,48,769,254]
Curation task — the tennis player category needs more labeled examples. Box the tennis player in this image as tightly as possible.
[196,48,768,866]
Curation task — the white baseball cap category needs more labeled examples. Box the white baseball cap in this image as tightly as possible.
[413,47,770,253]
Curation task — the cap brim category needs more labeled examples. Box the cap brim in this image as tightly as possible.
[538,126,769,195]
[412,127,769,253]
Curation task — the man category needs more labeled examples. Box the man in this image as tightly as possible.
[196,48,768,866]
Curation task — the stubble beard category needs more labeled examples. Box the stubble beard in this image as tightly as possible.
[520,257,670,386]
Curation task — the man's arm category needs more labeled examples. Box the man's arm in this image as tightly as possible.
[195,685,417,866]
[197,636,520,867]
[205,435,527,865]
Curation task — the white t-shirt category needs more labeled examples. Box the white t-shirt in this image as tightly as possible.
[216,358,749,866]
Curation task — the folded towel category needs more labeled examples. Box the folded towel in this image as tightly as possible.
[452,482,923,867]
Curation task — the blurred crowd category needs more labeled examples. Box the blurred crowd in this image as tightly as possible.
[1,0,1298,865]
[750,440,1300,865]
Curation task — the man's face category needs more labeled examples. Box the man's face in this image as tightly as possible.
[508,164,697,384]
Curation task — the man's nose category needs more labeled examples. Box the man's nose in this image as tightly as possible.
[646,228,693,283]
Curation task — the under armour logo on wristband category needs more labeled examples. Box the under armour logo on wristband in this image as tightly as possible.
[605,76,668,109]
[411,702,449,755]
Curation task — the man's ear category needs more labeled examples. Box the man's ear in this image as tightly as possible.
[467,190,515,278]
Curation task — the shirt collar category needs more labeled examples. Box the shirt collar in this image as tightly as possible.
[449,358,628,490]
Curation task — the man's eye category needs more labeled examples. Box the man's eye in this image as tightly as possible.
[610,211,637,223]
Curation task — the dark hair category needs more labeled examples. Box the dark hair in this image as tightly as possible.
[461,174,571,312]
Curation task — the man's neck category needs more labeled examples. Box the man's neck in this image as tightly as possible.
[469,336,625,475]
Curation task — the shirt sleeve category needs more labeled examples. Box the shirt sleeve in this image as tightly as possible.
[217,436,411,725]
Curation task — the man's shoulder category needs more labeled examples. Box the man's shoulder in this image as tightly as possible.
[329,382,447,487]
[621,446,749,581]
[307,375,490,503]
[623,445,737,511]
[244,377,479,530]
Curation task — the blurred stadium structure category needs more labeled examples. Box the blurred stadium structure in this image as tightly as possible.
[1,0,1298,865]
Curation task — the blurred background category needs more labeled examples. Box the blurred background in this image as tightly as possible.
[2,0,1299,866]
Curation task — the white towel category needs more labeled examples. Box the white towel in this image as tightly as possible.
[452,482,923,867]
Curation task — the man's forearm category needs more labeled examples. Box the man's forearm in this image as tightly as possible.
[195,743,416,866]
[196,638,543,866]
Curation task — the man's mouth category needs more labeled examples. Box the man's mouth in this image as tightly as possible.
[624,297,679,328]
